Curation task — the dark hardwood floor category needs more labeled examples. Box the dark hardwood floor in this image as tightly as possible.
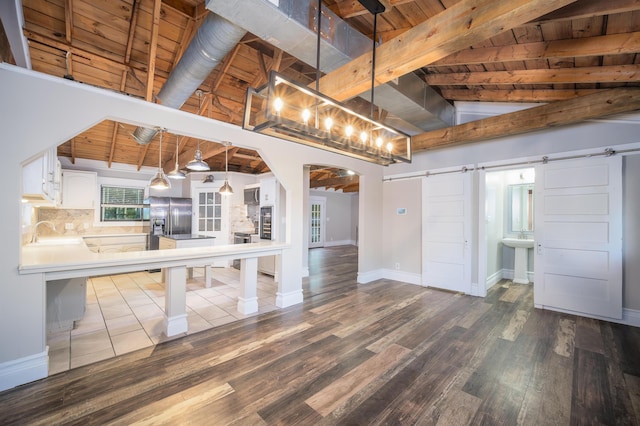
[2,245,640,425]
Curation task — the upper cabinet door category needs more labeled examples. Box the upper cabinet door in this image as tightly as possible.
[534,156,622,319]
[61,170,97,209]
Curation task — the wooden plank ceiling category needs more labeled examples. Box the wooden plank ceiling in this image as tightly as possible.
[7,0,640,192]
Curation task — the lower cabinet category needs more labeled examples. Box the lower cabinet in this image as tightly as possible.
[258,255,275,276]
[47,277,87,333]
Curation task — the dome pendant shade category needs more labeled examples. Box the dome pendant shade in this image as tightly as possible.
[168,134,187,179]
[219,179,233,195]
[167,168,187,180]
[149,128,171,190]
[186,149,210,171]
[150,170,171,189]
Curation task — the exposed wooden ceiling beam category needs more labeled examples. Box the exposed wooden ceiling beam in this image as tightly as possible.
[310,175,359,189]
[145,0,161,102]
[330,0,413,19]
[433,31,640,67]
[64,0,73,44]
[528,0,640,25]
[412,88,640,151]
[424,65,640,86]
[23,31,170,80]
[317,0,577,102]
[441,88,601,103]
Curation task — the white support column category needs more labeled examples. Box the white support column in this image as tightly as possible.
[237,257,259,314]
[205,265,213,288]
[163,266,188,336]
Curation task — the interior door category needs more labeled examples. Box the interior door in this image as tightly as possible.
[309,197,325,248]
[422,170,472,293]
[193,186,228,267]
[534,155,622,319]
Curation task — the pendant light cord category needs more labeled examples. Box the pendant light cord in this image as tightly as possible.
[370,11,378,121]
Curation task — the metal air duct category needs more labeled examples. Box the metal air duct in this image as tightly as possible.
[132,13,246,145]
[207,0,454,135]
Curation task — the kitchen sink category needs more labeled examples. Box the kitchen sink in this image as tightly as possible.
[27,237,84,246]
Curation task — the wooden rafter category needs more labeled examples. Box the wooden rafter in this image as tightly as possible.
[64,0,73,44]
[441,88,600,103]
[529,0,640,25]
[317,0,577,102]
[310,175,359,189]
[412,88,640,151]
[425,65,640,86]
[210,44,241,93]
[109,0,140,168]
[433,31,640,67]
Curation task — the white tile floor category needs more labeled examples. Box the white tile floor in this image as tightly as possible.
[47,267,278,374]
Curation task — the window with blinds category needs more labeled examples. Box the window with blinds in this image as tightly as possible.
[100,185,147,221]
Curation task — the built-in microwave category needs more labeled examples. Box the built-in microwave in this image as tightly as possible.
[244,187,260,204]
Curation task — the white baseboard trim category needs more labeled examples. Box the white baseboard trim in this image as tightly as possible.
[501,269,534,282]
[0,349,49,392]
[622,308,640,328]
[164,313,188,337]
[486,270,503,288]
[357,269,385,284]
[237,297,259,315]
[381,269,421,286]
[324,240,356,247]
[534,304,640,328]
[276,289,303,308]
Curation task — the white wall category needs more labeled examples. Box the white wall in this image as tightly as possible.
[484,171,505,284]
[383,101,640,310]
[309,189,356,246]
[0,64,385,391]
[382,179,422,274]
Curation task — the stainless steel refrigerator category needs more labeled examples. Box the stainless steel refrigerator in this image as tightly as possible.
[148,197,192,250]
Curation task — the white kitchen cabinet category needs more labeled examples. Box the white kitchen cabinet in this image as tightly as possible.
[260,177,277,206]
[22,146,61,205]
[47,277,87,332]
[61,170,97,209]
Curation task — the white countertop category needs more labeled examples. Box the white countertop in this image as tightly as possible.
[20,236,288,280]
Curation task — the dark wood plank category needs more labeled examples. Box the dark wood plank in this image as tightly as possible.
[1,246,640,425]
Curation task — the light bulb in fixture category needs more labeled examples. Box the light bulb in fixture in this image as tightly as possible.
[274,97,283,113]
[324,117,333,131]
[302,108,311,125]
[376,137,383,148]
[345,125,354,138]
[386,142,393,152]
[360,131,368,143]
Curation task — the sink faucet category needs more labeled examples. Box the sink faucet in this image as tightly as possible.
[31,221,56,243]
[519,228,526,239]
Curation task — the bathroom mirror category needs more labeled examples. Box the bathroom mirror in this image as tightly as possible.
[508,183,534,233]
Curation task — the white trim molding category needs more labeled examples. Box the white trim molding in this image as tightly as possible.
[0,349,48,392]
[382,269,421,286]
[276,289,303,308]
[357,269,385,284]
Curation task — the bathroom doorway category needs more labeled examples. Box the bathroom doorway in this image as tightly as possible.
[478,167,535,296]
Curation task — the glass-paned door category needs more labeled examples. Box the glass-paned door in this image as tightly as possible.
[309,197,325,248]
[193,186,228,266]
[197,190,222,233]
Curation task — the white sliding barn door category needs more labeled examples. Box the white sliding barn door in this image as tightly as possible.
[534,156,622,319]
[422,171,472,293]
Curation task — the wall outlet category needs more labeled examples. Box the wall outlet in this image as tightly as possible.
[395,262,400,270]
[65,223,74,230]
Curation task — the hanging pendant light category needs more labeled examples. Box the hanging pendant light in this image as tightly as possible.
[219,141,233,195]
[186,90,210,171]
[167,133,186,180]
[149,128,171,190]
